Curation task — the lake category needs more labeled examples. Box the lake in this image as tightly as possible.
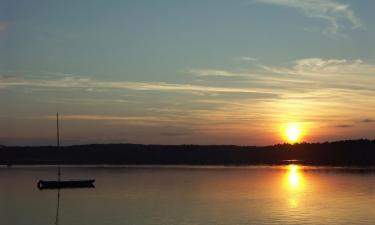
[1,165,375,225]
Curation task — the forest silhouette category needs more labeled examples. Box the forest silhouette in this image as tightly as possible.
[1,139,375,166]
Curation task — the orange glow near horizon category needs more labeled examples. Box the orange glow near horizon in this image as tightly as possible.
[282,122,304,143]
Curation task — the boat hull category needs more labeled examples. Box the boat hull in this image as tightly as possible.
[37,179,95,189]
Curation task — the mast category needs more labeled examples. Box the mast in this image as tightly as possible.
[57,112,61,182]
[57,112,60,147]
[56,112,61,225]
[55,183,61,225]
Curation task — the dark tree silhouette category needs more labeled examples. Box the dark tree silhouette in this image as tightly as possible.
[1,139,375,166]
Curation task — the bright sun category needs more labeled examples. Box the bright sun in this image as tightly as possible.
[285,123,301,143]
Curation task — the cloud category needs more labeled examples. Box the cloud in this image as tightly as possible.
[335,124,352,128]
[261,57,375,76]
[7,57,373,99]
[189,69,241,77]
[239,57,258,62]
[4,57,375,146]
[4,58,375,130]
[44,114,175,126]
[191,58,375,95]
[254,0,363,35]
[291,59,375,91]
[188,68,262,79]
[44,98,133,105]
[47,114,158,121]
[0,73,275,95]
[0,22,9,32]
[361,119,374,123]
[292,58,373,74]
[257,58,375,97]
[5,56,374,102]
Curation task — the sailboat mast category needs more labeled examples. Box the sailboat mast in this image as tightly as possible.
[57,112,60,147]
[57,112,61,182]
[56,112,61,225]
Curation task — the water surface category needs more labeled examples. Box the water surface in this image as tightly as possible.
[1,165,374,225]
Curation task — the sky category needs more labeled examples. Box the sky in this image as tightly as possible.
[1,0,375,146]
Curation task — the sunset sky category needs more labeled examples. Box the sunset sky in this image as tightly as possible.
[1,0,375,146]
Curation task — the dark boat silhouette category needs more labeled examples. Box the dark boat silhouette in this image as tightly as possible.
[38,179,95,189]
[37,112,95,190]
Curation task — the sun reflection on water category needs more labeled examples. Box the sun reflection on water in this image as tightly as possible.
[288,165,300,189]
[284,164,306,208]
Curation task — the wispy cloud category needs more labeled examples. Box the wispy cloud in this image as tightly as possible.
[254,0,363,35]
[5,56,370,99]
[191,58,375,94]
[188,68,263,79]
[0,73,275,95]
[189,69,242,77]
[238,57,258,62]
[292,58,374,75]
[6,57,373,98]
[261,58,375,77]
[335,124,353,128]
[44,114,176,126]
[257,58,375,102]
[46,114,159,121]
[43,98,133,105]
[4,57,375,143]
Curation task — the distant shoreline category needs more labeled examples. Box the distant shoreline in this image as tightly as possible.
[1,139,375,166]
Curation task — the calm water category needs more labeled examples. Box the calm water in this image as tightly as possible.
[1,165,375,225]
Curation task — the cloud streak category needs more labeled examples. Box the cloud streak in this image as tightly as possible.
[0,74,276,95]
[238,57,258,62]
[44,114,179,126]
[4,57,375,101]
[335,124,352,128]
[261,58,375,77]
[254,0,363,35]
[191,58,375,96]
[4,57,375,144]
[189,69,242,77]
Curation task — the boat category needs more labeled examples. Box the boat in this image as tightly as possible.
[38,179,95,189]
[37,112,95,190]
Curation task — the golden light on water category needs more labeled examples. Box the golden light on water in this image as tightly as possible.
[283,164,306,208]
[287,165,301,189]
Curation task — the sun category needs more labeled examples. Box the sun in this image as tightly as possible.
[285,123,302,143]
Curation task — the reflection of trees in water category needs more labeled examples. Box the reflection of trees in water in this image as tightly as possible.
[307,167,375,175]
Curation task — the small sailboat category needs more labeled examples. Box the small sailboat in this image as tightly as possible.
[37,112,95,190]
[37,179,95,189]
